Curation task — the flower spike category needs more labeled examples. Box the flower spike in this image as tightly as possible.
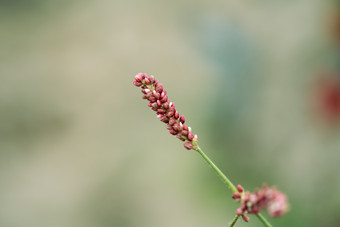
[133,73,198,150]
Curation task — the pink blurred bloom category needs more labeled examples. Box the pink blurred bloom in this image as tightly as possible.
[232,184,289,222]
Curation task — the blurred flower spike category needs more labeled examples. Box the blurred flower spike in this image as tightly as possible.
[133,73,198,150]
[232,184,289,222]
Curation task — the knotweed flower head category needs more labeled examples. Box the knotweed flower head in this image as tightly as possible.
[232,184,289,222]
[133,73,198,150]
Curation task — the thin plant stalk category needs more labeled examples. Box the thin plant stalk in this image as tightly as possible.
[196,147,237,192]
[230,215,240,227]
[256,214,273,227]
[196,146,272,227]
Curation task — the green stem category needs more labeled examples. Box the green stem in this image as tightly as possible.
[230,215,240,227]
[195,146,273,227]
[256,214,273,227]
[196,147,237,192]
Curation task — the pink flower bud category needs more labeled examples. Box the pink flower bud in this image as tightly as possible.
[174,111,179,119]
[169,129,178,135]
[166,111,174,118]
[179,115,185,124]
[237,185,244,193]
[241,214,250,222]
[133,81,142,87]
[151,102,158,108]
[162,102,169,110]
[169,119,176,126]
[161,95,168,103]
[149,75,155,82]
[160,116,169,123]
[156,84,163,93]
[232,192,241,199]
[160,116,168,121]
[160,90,167,98]
[172,124,180,132]
[184,142,193,150]
[187,133,194,141]
[157,109,166,114]
[236,208,243,215]
[157,100,162,107]
[144,79,150,85]
[148,97,156,103]
[145,91,153,97]
[181,130,188,136]
[134,74,143,82]
[182,124,188,131]
[153,91,160,99]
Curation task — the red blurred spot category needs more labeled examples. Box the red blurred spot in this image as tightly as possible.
[315,74,340,123]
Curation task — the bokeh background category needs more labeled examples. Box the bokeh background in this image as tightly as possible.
[1,0,340,226]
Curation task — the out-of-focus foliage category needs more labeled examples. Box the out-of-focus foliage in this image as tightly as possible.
[1,0,340,227]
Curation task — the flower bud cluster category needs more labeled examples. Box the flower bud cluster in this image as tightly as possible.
[133,73,198,150]
[232,184,289,222]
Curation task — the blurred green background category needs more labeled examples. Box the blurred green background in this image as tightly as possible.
[1,0,340,226]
